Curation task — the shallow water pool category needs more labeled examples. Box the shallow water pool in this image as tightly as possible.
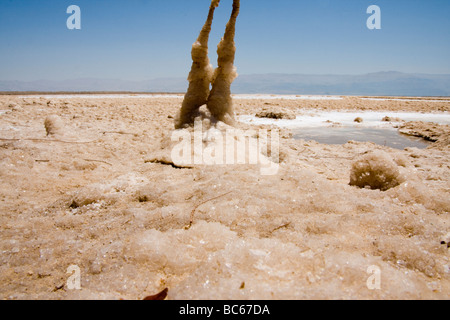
[239,110,449,150]
[293,127,430,149]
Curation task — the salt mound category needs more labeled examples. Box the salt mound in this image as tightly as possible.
[349,151,403,191]
[255,111,296,120]
[44,115,64,136]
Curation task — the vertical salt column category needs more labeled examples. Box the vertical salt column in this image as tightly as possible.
[207,0,240,125]
[175,0,221,129]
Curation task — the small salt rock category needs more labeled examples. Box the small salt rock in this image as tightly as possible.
[255,111,296,120]
[440,232,450,248]
[44,115,64,136]
[349,150,403,191]
[9,103,23,112]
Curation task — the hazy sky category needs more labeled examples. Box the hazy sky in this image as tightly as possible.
[1,0,449,81]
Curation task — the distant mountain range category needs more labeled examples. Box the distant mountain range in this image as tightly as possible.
[235,72,450,96]
[1,72,449,96]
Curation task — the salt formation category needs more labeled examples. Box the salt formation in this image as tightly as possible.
[170,0,274,172]
[255,111,296,120]
[175,0,240,128]
[349,151,403,191]
[206,0,240,125]
[175,0,221,129]
[44,115,64,136]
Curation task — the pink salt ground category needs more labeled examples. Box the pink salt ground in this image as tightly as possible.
[0,94,448,300]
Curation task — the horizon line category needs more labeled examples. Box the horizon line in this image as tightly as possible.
[1,91,449,99]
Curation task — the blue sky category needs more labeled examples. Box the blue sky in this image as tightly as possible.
[0,0,449,81]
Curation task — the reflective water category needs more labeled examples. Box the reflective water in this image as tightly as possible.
[293,127,430,150]
[239,110,449,150]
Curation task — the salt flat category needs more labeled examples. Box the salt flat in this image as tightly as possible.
[0,94,448,300]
